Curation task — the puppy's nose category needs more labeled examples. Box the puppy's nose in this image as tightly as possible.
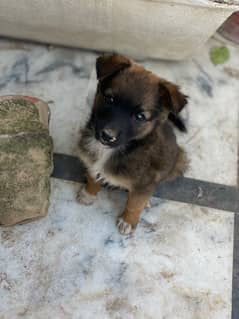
[100,128,118,143]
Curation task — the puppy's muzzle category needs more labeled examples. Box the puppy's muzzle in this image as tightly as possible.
[100,128,119,145]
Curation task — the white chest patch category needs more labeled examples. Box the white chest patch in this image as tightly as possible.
[78,136,130,190]
[78,136,113,178]
[88,144,113,180]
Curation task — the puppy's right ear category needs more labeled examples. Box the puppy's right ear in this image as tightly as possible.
[96,54,131,81]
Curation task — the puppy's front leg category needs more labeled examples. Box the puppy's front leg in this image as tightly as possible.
[117,190,153,235]
[77,173,101,205]
[85,173,101,195]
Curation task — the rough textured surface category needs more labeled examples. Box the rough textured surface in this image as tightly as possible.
[0,97,53,226]
[0,99,44,134]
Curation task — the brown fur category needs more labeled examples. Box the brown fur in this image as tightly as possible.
[85,173,101,196]
[77,53,188,235]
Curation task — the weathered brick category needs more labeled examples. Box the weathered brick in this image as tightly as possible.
[0,96,53,226]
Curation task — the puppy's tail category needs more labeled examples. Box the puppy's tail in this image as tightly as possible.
[168,112,187,133]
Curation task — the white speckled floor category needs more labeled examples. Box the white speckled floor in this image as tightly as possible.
[0,37,238,319]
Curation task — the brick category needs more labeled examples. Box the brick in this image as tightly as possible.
[0,96,53,226]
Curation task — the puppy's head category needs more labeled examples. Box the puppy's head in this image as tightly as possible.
[93,53,187,148]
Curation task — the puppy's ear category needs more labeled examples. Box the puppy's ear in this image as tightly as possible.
[96,54,131,81]
[158,80,188,113]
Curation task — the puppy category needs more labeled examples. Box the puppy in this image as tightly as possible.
[77,54,188,235]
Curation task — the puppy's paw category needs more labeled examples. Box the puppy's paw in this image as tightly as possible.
[116,217,134,235]
[145,200,151,209]
[76,184,96,205]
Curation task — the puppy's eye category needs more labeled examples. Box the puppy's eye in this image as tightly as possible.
[104,94,114,104]
[135,112,146,122]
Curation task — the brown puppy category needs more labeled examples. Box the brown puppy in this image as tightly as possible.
[77,54,188,235]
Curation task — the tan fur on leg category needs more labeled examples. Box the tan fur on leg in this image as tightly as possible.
[76,173,101,205]
[85,173,101,195]
[117,191,152,235]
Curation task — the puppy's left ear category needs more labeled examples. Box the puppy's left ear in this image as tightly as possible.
[158,80,188,113]
[96,53,131,81]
